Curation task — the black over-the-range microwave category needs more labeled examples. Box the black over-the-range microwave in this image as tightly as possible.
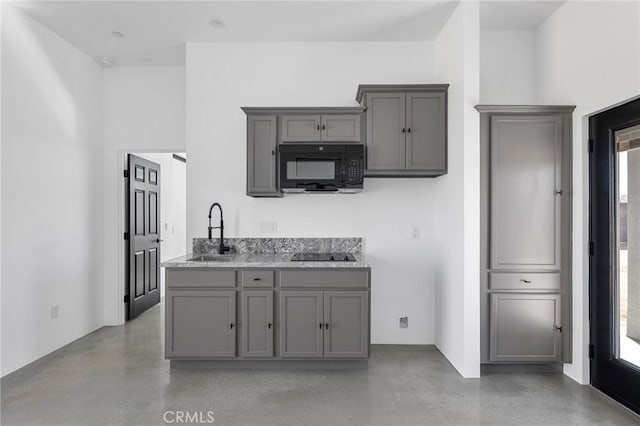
[279,144,365,193]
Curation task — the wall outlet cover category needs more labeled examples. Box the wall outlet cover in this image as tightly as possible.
[400,316,408,328]
[412,226,420,239]
[260,221,278,233]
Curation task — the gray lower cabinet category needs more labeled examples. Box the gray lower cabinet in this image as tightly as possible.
[280,290,368,359]
[246,115,279,197]
[280,291,324,358]
[165,267,371,363]
[490,293,561,362]
[323,291,368,358]
[356,84,448,177]
[166,290,236,358]
[241,291,274,357]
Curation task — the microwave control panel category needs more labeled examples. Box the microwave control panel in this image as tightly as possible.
[345,159,362,183]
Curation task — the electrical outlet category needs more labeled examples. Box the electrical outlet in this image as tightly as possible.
[412,226,420,239]
[400,316,408,329]
[260,221,278,234]
[50,305,59,319]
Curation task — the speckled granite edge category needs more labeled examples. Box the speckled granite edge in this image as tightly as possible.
[193,238,362,256]
[161,253,370,269]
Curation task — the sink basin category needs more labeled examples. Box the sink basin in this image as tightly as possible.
[187,255,235,262]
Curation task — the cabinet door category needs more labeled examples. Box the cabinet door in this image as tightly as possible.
[365,93,406,170]
[279,291,323,358]
[323,291,368,358]
[490,293,561,362]
[247,115,278,196]
[321,114,361,142]
[166,290,236,358]
[281,115,321,142]
[241,291,273,358]
[490,115,562,270]
[406,92,446,172]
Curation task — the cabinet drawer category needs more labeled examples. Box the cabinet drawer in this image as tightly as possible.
[280,270,369,288]
[166,269,237,288]
[489,272,560,290]
[241,270,275,288]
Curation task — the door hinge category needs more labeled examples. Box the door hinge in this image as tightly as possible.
[124,232,129,241]
[124,169,129,178]
[124,295,130,304]
[589,344,595,359]
[589,241,594,256]
[588,138,594,153]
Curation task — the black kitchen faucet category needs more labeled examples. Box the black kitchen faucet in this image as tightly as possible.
[208,202,230,254]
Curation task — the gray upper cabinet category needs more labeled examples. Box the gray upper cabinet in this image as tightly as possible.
[356,84,448,177]
[279,291,324,358]
[321,114,361,142]
[281,113,361,143]
[490,115,562,271]
[281,115,321,142]
[241,291,274,358]
[166,290,236,358]
[323,291,368,358]
[242,107,365,198]
[490,293,561,362]
[246,115,279,197]
[365,92,406,170]
[406,92,446,171]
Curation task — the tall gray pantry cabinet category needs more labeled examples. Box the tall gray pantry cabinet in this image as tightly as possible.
[476,105,575,364]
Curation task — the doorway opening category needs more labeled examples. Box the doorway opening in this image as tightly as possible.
[124,152,187,321]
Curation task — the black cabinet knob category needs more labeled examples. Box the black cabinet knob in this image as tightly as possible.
[402,128,406,133]
[230,323,234,329]
[324,323,329,329]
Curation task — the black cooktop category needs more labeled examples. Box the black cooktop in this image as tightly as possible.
[290,252,356,262]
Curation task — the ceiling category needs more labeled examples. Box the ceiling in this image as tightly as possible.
[11,0,567,67]
[480,1,566,30]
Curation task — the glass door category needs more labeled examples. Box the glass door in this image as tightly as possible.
[616,124,640,369]
[590,97,640,415]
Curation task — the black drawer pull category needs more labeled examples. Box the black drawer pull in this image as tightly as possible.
[319,323,323,329]
[230,323,234,329]
[268,323,272,329]
[325,323,329,329]
[253,278,261,281]
[520,279,532,284]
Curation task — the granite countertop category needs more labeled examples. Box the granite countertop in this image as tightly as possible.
[161,253,370,269]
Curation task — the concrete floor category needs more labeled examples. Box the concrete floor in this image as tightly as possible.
[2,304,639,426]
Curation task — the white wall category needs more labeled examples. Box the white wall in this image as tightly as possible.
[480,30,537,104]
[137,152,187,296]
[1,6,104,376]
[102,67,185,324]
[185,41,441,344]
[535,0,640,385]
[433,2,480,378]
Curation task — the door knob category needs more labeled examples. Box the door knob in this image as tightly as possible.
[153,238,163,243]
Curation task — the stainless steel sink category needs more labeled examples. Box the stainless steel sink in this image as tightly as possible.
[187,255,235,262]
